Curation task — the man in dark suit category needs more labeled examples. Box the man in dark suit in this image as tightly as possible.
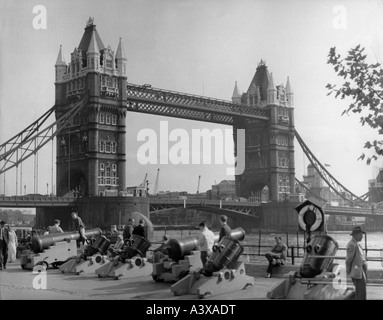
[132,219,146,239]
[122,218,135,244]
[346,226,368,300]
[218,215,231,242]
[0,220,10,270]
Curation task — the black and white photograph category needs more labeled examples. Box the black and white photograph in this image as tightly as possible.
[0,0,383,305]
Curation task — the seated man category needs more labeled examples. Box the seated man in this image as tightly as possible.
[265,236,288,278]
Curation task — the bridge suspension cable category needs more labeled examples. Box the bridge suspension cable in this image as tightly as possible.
[0,95,88,175]
[294,129,369,207]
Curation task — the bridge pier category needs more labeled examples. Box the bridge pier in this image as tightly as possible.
[35,196,151,236]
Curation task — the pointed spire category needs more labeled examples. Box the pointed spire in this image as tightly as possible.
[286,76,294,107]
[116,37,127,60]
[55,45,66,66]
[267,72,276,92]
[87,30,100,55]
[232,81,241,98]
[286,76,293,94]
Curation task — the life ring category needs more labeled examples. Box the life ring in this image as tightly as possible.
[298,204,323,232]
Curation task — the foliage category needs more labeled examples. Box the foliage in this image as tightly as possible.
[326,45,383,164]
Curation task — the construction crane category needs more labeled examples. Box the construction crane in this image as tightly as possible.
[197,175,201,194]
[153,168,160,195]
[140,173,148,187]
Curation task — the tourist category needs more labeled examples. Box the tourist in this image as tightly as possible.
[346,226,368,300]
[71,211,87,243]
[49,219,64,234]
[7,226,18,263]
[152,234,170,263]
[0,220,9,270]
[197,221,216,267]
[218,215,231,242]
[264,236,288,278]
[132,219,146,239]
[122,218,135,244]
[43,227,50,235]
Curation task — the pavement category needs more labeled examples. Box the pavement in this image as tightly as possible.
[0,261,382,300]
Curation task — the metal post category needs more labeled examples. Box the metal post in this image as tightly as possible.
[258,229,261,256]
[286,232,289,247]
[296,232,299,258]
[291,246,295,265]
[15,150,18,196]
[51,136,54,196]
[364,232,368,257]
[68,130,71,192]
[20,161,23,196]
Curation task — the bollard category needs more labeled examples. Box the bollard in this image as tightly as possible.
[291,246,295,265]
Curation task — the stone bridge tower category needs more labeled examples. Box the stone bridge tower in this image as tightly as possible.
[232,60,295,202]
[54,18,127,197]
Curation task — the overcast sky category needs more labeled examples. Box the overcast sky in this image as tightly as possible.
[1,0,383,197]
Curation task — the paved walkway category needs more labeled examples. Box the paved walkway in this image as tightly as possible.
[0,262,382,300]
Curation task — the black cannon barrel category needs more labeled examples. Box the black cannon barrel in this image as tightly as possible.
[299,234,339,278]
[166,227,245,261]
[31,228,102,253]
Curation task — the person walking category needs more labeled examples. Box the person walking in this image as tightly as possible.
[197,221,216,267]
[0,221,10,270]
[346,226,368,300]
[7,226,18,263]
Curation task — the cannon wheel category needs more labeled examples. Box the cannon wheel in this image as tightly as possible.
[36,261,49,270]
[21,264,26,270]
[152,274,164,282]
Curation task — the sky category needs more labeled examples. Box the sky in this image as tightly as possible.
[1,0,383,197]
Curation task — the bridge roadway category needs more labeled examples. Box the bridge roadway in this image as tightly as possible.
[0,195,382,218]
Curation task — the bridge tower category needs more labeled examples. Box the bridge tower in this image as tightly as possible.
[54,18,127,197]
[232,60,295,202]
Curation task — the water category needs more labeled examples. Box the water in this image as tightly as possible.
[152,230,383,269]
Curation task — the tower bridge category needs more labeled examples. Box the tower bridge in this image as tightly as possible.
[0,18,381,232]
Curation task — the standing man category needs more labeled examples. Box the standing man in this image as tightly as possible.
[71,211,87,243]
[197,221,216,267]
[218,215,231,242]
[0,220,9,270]
[49,219,64,234]
[132,219,146,239]
[346,226,368,300]
[122,218,135,244]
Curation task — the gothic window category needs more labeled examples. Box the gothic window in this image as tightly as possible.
[105,141,111,153]
[105,165,111,185]
[111,142,117,153]
[99,163,105,185]
[106,77,112,87]
[112,115,117,125]
[100,163,105,171]
[105,114,111,124]
[91,59,95,69]
[99,141,105,152]
[106,55,113,69]
[99,113,105,124]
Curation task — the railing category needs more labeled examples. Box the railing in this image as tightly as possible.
[151,228,383,266]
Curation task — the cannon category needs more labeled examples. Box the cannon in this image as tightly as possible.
[267,234,356,300]
[170,234,254,298]
[20,228,102,270]
[152,227,246,283]
[299,234,339,278]
[95,235,152,279]
[59,234,111,274]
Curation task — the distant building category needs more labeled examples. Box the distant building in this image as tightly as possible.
[368,168,383,203]
[208,180,236,200]
[302,164,347,206]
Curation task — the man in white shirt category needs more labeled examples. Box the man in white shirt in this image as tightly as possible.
[49,219,64,234]
[197,221,216,267]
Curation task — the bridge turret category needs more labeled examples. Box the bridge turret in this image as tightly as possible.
[286,76,294,107]
[267,72,277,104]
[231,81,241,104]
[87,29,100,71]
[115,37,127,77]
[55,45,67,83]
